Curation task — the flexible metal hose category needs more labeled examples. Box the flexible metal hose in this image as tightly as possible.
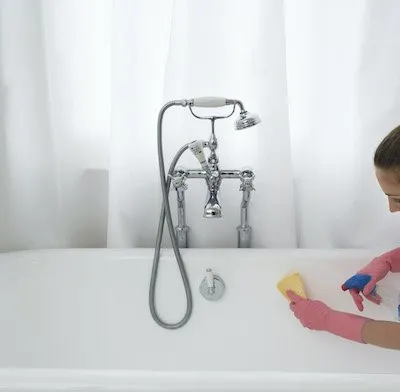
[149,101,193,329]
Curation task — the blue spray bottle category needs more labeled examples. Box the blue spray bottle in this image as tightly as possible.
[342,274,400,321]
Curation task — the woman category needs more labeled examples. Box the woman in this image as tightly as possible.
[289,125,400,350]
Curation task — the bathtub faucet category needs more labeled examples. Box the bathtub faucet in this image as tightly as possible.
[150,97,261,330]
[170,98,260,248]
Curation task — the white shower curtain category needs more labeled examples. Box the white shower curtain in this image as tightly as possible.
[1,0,400,251]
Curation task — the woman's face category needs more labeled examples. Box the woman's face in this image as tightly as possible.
[375,167,400,213]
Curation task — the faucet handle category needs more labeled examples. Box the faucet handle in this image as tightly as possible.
[205,268,215,293]
[239,169,255,191]
[199,268,225,301]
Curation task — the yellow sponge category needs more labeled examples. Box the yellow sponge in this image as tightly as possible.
[277,272,307,300]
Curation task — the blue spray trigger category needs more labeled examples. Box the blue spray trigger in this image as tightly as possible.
[341,274,374,292]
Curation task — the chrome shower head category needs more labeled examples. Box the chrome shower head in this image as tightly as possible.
[234,111,261,130]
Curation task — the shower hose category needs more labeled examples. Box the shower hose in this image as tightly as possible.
[149,101,194,329]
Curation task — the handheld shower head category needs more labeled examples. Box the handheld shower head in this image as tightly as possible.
[234,111,261,130]
[187,97,261,130]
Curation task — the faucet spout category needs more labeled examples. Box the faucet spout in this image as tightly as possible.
[204,193,222,218]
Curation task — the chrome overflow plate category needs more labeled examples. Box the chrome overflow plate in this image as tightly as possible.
[199,268,225,301]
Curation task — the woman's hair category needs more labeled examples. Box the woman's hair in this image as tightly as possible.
[374,125,400,172]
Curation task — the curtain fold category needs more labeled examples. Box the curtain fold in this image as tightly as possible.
[1,0,400,251]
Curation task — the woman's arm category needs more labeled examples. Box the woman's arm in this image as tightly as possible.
[363,320,400,350]
[288,291,400,350]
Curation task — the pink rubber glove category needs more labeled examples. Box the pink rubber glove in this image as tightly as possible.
[287,291,369,343]
[345,247,400,311]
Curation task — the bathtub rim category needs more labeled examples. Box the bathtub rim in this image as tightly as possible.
[0,369,399,391]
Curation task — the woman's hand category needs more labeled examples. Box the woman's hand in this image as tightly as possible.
[344,257,391,311]
[287,291,368,344]
[343,247,400,311]
[287,291,331,331]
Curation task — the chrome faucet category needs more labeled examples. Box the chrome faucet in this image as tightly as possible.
[150,97,261,330]
[170,103,258,248]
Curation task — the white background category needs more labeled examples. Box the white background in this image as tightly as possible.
[1,0,400,251]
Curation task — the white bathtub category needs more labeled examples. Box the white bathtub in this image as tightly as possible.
[1,248,400,391]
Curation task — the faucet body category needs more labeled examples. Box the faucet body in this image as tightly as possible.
[204,119,222,218]
[171,118,255,248]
